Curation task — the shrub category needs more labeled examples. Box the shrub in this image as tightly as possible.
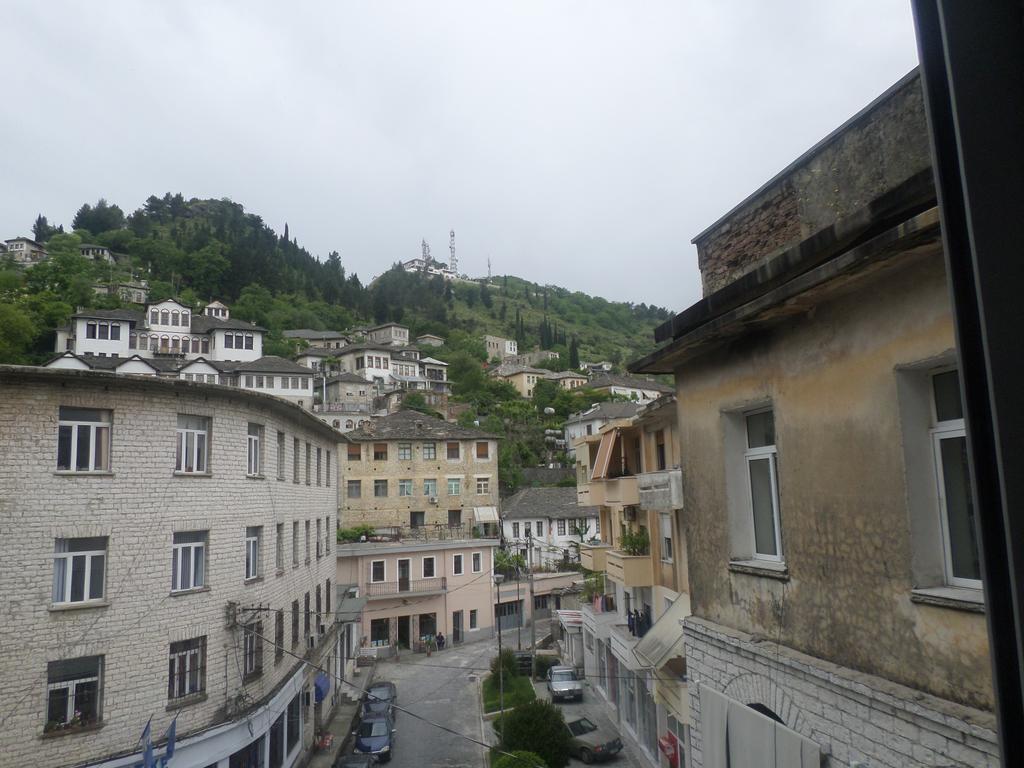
[483,673,535,713]
[493,750,548,768]
[491,648,519,681]
[500,700,571,768]
[337,524,375,543]
[532,655,560,679]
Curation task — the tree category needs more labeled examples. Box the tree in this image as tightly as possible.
[569,336,580,369]
[72,199,125,236]
[493,751,548,768]
[500,701,570,768]
[32,215,59,243]
[0,303,38,363]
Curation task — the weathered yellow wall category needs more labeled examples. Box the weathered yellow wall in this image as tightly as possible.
[675,250,993,710]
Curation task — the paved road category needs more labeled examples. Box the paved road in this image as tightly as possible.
[340,641,495,767]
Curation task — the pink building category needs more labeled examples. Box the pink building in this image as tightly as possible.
[337,538,499,653]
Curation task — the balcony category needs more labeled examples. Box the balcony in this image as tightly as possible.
[637,468,683,511]
[365,576,447,599]
[581,601,618,641]
[580,543,612,571]
[589,475,639,507]
[577,482,592,506]
[605,549,654,587]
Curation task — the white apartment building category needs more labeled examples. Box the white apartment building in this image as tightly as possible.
[0,365,351,768]
[501,487,600,568]
[484,335,518,361]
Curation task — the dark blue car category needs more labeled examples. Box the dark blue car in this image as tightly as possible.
[362,681,398,719]
[352,712,396,762]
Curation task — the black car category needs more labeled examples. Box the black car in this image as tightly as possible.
[512,651,534,675]
[362,681,398,718]
[333,755,374,768]
[352,712,396,762]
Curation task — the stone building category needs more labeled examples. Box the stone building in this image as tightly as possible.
[0,365,349,768]
[501,486,600,569]
[563,401,642,459]
[484,334,518,361]
[339,410,501,534]
[630,70,998,767]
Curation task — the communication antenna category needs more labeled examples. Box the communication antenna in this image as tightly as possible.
[421,239,431,262]
[449,229,458,274]
[488,257,492,281]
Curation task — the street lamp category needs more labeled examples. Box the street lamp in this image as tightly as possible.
[493,573,505,749]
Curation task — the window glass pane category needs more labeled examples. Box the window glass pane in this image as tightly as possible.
[194,546,205,587]
[94,426,109,470]
[933,370,964,422]
[180,549,192,590]
[57,425,72,470]
[196,432,207,471]
[746,410,775,448]
[48,687,69,723]
[70,555,86,602]
[749,457,778,556]
[75,426,91,470]
[177,414,208,431]
[88,554,104,599]
[941,435,980,581]
[59,407,107,422]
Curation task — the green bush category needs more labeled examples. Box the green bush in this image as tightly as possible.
[490,648,519,681]
[493,750,548,768]
[483,673,535,713]
[337,524,375,543]
[532,656,560,679]
[500,700,571,768]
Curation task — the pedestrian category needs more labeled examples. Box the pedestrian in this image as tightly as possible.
[436,632,445,650]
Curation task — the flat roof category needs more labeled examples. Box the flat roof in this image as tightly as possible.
[335,538,499,556]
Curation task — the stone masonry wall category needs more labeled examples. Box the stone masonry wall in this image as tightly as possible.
[0,373,339,768]
[685,617,999,768]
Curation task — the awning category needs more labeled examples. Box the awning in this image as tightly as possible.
[314,672,331,703]
[556,609,583,630]
[474,506,499,523]
[334,586,368,623]
[591,429,619,480]
[634,593,691,669]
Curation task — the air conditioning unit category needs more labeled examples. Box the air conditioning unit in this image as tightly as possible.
[308,633,318,650]
[623,507,637,522]
[428,496,438,504]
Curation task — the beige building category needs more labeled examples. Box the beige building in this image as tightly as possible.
[0,365,346,768]
[490,363,548,398]
[340,410,501,533]
[544,370,589,390]
[4,235,48,265]
[630,71,997,767]
[484,334,518,361]
[337,536,499,652]
[576,395,690,767]
[366,322,409,347]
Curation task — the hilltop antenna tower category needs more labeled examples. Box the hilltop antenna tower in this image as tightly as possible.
[487,257,492,281]
[421,239,431,262]
[449,229,458,274]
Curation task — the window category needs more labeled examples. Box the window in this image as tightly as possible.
[291,600,300,646]
[348,443,362,461]
[277,431,285,480]
[931,370,980,587]
[225,333,235,349]
[347,479,361,499]
[398,443,412,460]
[374,479,388,498]
[175,414,209,474]
[57,407,111,472]
[655,430,667,471]
[243,622,263,678]
[448,477,461,496]
[525,522,532,539]
[305,443,311,485]
[476,441,490,459]
[537,522,543,536]
[171,531,206,592]
[316,447,322,486]
[745,409,782,560]
[469,609,478,629]
[292,522,299,566]
[422,556,436,578]
[453,554,464,575]
[660,513,673,562]
[315,585,322,627]
[325,516,332,554]
[476,476,490,495]
[161,309,170,325]
[423,442,437,460]
[326,578,332,616]
[557,519,566,536]
[447,441,460,460]
[305,520,311,563]
[245,526,261,580]
[53,537,107,604]
[373,443,388,461]
[98,322,109,340]
[46,656,102,729]
[424,478,437,497]
[371,560,385,583]
[168,637,206,700]
[316,519,322,559]
[512,522,520,538]
[326,450,331,486]
[247,423,263,476]
[410,511,425,528]
[293,437,300,482]
[398,479,413,497]
[304,592,310,634]
[150,308,159,324]
[276,524,284,571]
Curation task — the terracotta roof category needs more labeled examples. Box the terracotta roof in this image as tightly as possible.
[501,486,598,520]
[345,409,500,441]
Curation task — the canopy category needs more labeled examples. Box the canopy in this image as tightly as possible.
[634,593,691,669]
[314,672,331,703]
[474,506,499,523]
[555,609,583,630]
[334,586,368,623]
[591,429,619,480]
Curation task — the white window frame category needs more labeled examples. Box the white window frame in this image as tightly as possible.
[472,552,482,573]
[276,523,284,571]
[423,442,437,460]
[422,556,436,578]
[398,479,413,497]
[423,478,437,497]
[57,408,111,473]
[171,531,206,592]
[245,527,261,580]
[453,554,464,576]
[292,521,299,566]
[557,519,566,536]
[370,560,386,583]
[168,637,206,700]
[46,657,103,727]
[243,623,262,676]
[175,415,209,474]
[476,476,490,495]
[469,609,478,629]
[744,408,782,562]
[247,423,262,477]
[53,538,107,605]
[447,477,461,496]
[398,443,413,461]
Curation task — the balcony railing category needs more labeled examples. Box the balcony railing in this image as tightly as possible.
[605,548,654,587]
[637,468,683,511]
[314,402,372,414]
[365,576,447,598]
[580,542,612,571]
[588,475,639,507]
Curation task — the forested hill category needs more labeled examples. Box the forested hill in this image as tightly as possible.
[1,194,672,366]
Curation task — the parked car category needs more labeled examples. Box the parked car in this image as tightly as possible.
[546,666,584,702]
[352,712,396,762]
[362,680,398,718]
[564,716,623,764]
[333,755,374,768]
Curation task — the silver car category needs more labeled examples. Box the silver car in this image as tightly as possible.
[565,716,623,763]
[546,666,583,702]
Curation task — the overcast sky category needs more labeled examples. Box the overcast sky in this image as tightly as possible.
[0,2,920,312]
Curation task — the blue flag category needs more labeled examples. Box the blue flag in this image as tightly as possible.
[164,716,177,759]
[141,717,154,768]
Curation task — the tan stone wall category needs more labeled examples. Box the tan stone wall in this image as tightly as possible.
[340,439,499,529]
[674,249,993,711]
[0,374,339,767]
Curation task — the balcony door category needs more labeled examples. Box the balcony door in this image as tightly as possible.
[398,559,410,592]
[452,610,463,644]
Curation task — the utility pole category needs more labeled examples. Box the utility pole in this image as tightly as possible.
[516,566,522,650]
[494,573,506,746]
[528,564,536,674]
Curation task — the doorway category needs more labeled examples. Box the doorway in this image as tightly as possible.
[398,559,410,592]
[397,615,410,649]
[453,610,463,644]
